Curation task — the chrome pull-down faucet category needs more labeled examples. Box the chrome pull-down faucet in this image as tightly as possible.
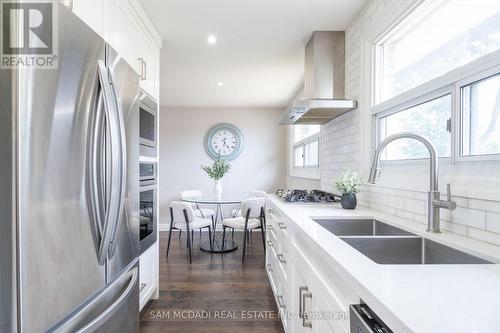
[367,132,456,233]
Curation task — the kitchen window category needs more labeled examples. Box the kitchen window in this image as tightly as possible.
[293,125,320,168]
[461,72,500,157]
[375,0,500,103]
[373,0,500,162]
[377,94,452,160]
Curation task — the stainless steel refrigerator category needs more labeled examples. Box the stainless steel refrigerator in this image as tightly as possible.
[1,2,141,332]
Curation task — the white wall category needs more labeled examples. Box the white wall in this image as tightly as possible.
[159,106,286,227]
[320,0,500,246]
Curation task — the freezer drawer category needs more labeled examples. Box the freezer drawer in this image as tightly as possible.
[50,260,139,333]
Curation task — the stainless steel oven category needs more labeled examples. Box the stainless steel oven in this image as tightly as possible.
[140,162,157,186]
[139,91,157,157]
[139,162,157,254]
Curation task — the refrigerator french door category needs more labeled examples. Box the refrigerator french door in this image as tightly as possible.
[0,2,140,332]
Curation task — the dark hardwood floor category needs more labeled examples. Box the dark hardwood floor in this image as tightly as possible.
[140,230,285,333]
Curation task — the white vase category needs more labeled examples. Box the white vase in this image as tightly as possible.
[213,180,222,198]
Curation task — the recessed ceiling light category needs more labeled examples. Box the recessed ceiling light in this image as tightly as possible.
[216,81,224,87]
[207,34,217,45]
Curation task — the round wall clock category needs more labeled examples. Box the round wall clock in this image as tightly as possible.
[204,123,244,160]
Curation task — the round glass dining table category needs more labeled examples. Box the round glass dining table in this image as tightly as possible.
[181,196,242,253]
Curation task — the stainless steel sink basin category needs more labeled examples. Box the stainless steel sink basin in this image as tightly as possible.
[341,237,493,265]
[312,217,493,265]
[313,218,416,237]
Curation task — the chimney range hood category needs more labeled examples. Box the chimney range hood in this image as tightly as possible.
[280,31,357,125]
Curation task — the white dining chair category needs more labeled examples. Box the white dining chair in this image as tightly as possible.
[231,190,267,217]
[166,201,213,263]
[221,197,266,264]
[180,190,216,219]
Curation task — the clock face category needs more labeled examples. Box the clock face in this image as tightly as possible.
[205,123,243,160]
[211,130,237,157]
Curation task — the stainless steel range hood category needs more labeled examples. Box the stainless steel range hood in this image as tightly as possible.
[280,31,357,125]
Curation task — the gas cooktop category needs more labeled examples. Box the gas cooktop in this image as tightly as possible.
[276,189,340,204]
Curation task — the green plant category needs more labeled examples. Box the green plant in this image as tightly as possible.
[201,156,231,181]
[335,170,362,195]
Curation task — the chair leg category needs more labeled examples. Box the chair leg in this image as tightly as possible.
[191,230,194,245]
[199,229,202,239]
[208,226,213,251]
[242,229,247,264]
[260,223,266,253]
[183,209,192,264]
[242,209,251,264]
[222,226,226,251]
[166,223,174,259]
[231,228,234,239]
[167,207,174,259]
[178,229,182,239]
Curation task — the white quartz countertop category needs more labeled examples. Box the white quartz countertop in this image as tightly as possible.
[268,195,500,333]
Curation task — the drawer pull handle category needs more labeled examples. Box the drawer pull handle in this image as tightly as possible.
[267,240,273,247]
[277,295,286,309]
[299,286,308,319]
[278,222,287,230]
[302,291,313,328]
[277,254,286,264]
[266,264,273,272]
[267,225,273,231]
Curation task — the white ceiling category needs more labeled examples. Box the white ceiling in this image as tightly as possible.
[138,0,367,107]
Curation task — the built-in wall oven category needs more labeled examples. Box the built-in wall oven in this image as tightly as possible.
[139,91,158,158]
[139,162,157,254]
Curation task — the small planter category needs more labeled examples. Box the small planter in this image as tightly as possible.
[340,193,357,209]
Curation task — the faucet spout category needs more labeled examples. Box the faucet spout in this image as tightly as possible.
[368,132,455,233]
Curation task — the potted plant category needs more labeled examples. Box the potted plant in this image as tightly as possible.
[201,156,231,198]
[335,170,362,209]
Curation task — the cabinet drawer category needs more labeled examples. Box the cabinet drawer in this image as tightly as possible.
[139,244,157,309]
[270,240,288,283]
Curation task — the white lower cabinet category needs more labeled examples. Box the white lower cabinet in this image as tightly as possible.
[139,242,159,310]
[291,253,350,333]
[266,200,355,333]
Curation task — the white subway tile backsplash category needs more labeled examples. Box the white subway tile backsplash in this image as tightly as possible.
[413,191,428,201]
[469,199,500,214]
[387,195,405,209]
[486,212,500,234]
[451,207,486,229]
[395,209,414,221]
[468,228,500,247]
[404,198,426,215]
[439,221,468,236]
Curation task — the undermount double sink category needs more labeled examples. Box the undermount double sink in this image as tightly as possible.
[313,218,493,265]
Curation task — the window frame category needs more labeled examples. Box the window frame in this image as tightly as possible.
[372,0,500,165]
[373,86,453,164]
[293,131,320,169]
[288,126,321,180]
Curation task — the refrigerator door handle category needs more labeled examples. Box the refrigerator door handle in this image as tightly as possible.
[96,60,123,265]
[106,67,128,257]
[49,264,138,333]
[86,84,108,259]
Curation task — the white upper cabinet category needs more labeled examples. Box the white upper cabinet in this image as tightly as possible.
[71,0,105,37]
[112,0,141,72]
[112,0,161,99]
[62,0,162,101]
[137,33,159,99]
